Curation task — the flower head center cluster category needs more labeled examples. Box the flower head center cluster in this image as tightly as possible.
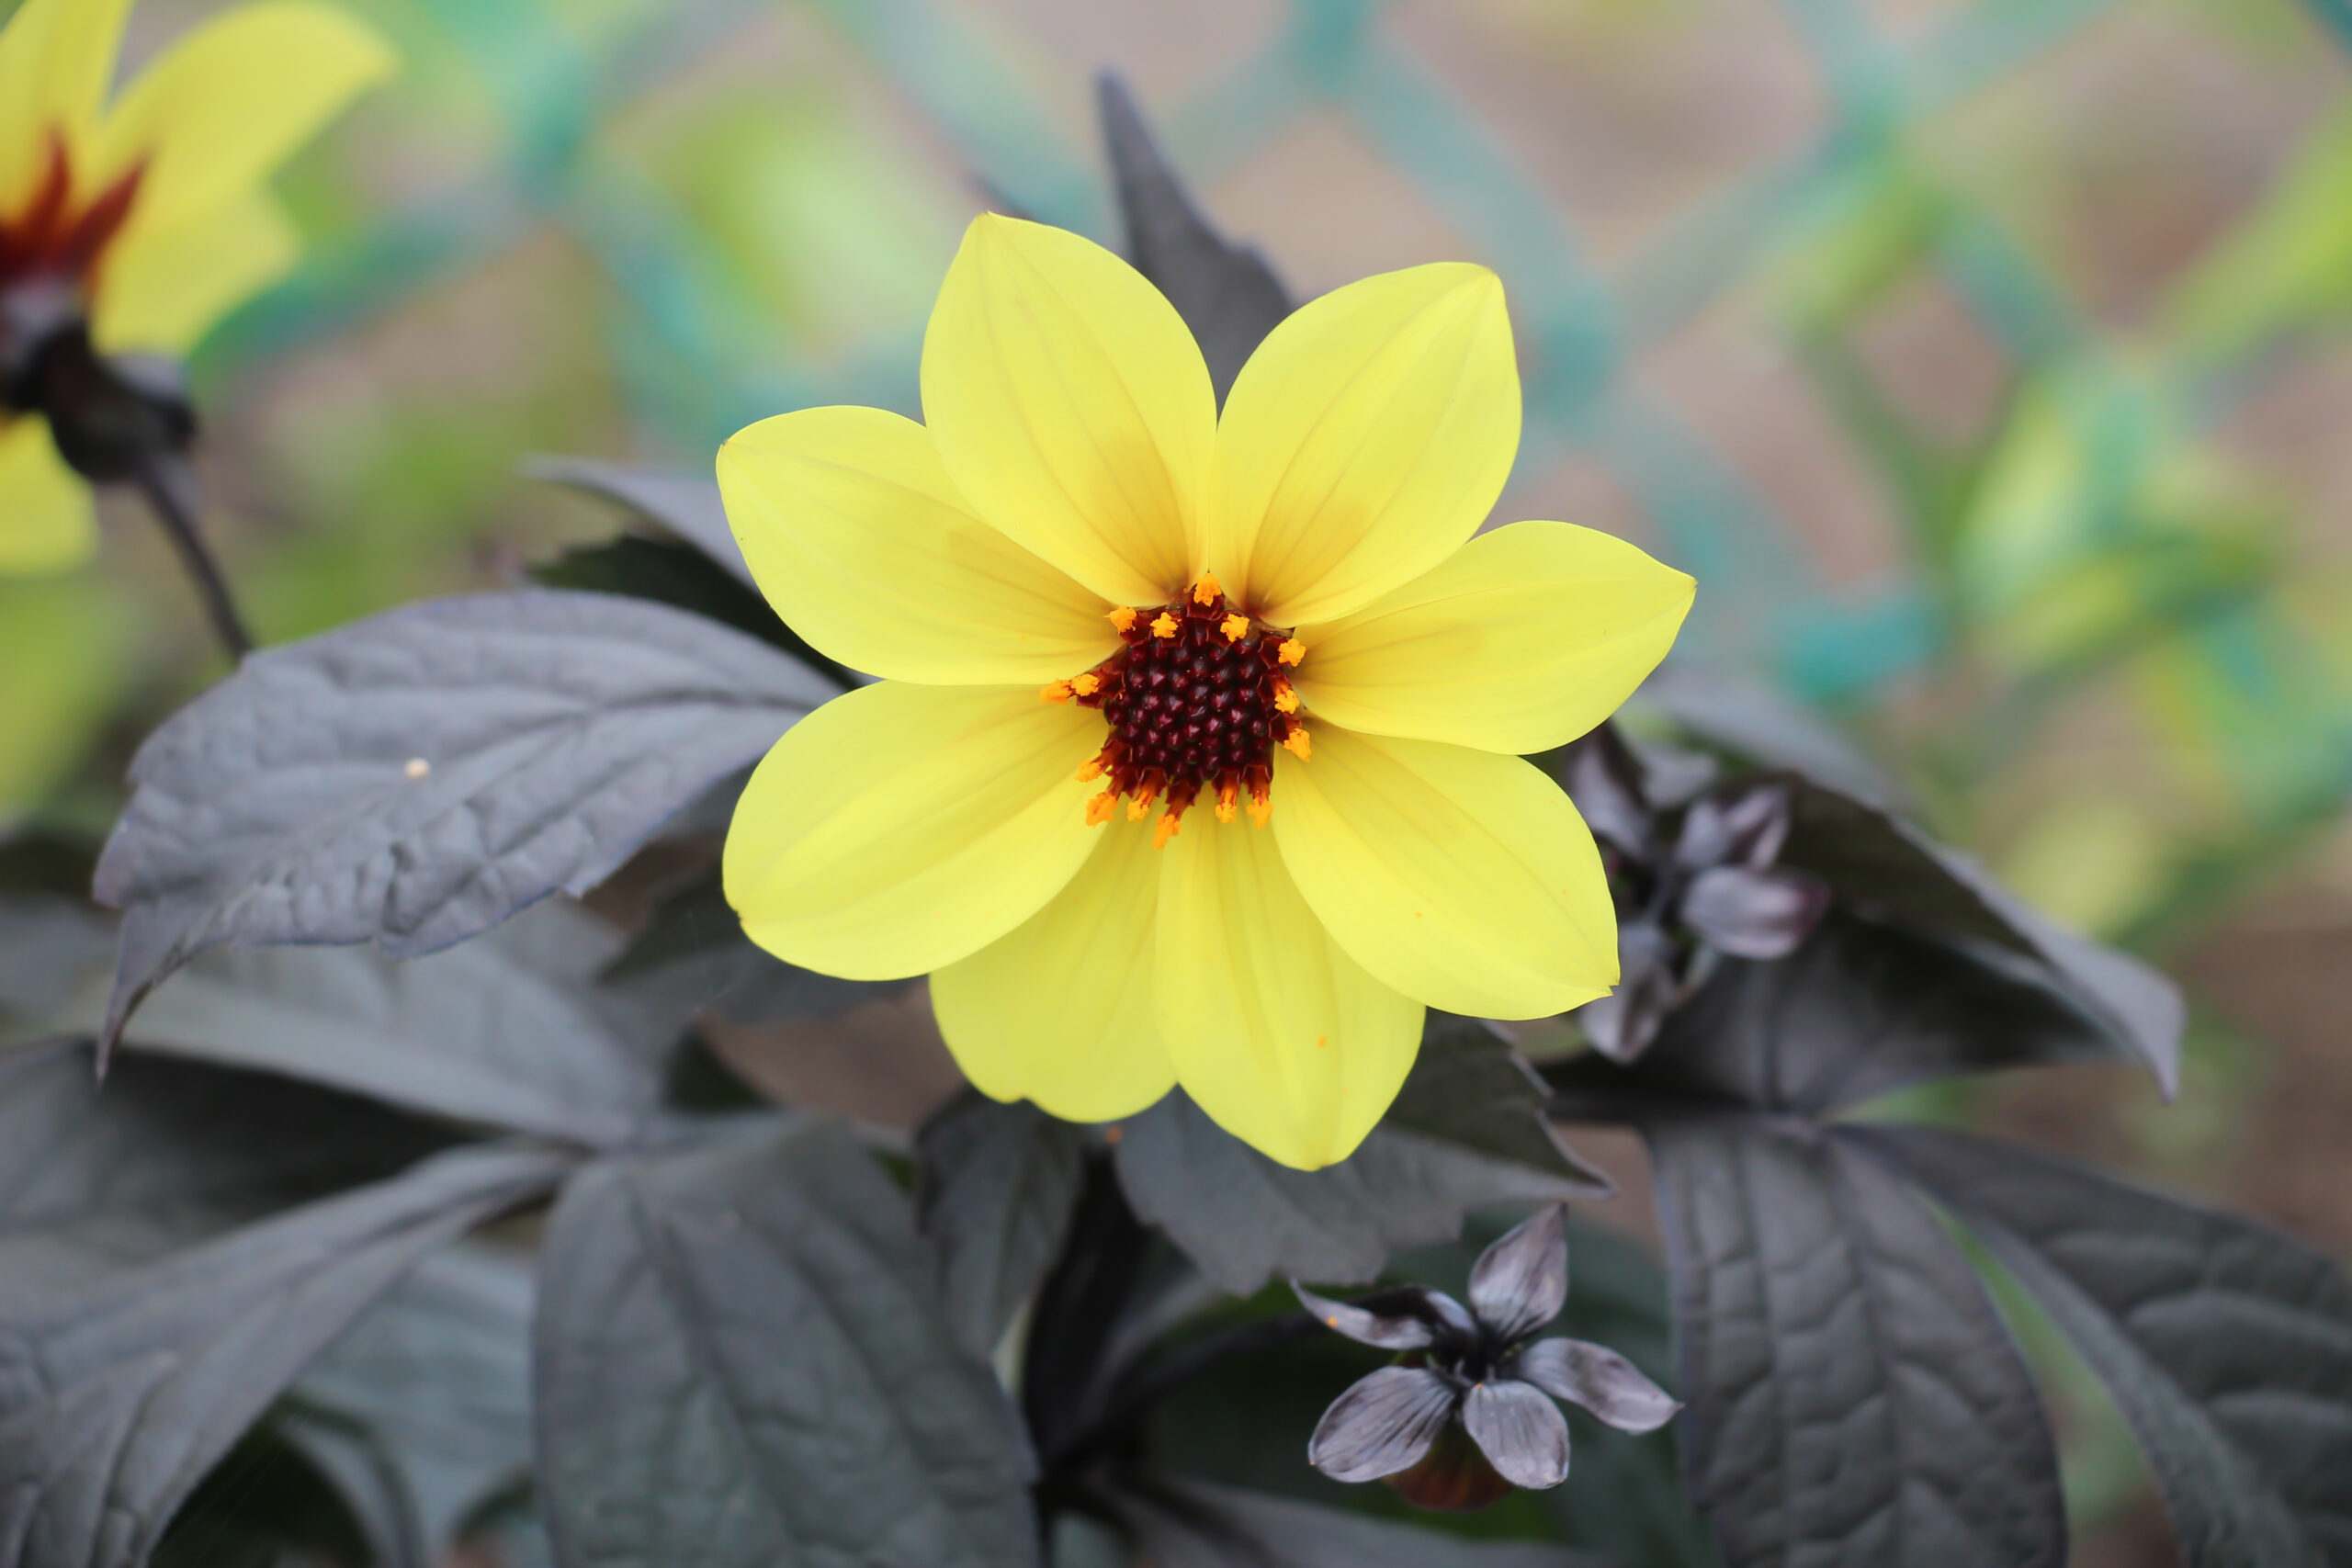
[1046,573,1307,846]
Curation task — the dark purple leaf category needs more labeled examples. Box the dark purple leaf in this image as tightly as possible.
[917,1094,1088,1359]
[0,1143,568,1568]
[1644,1117,2064,1568]
[91,590,835,1059]
[1467,1204,1568,1344]
[1631,665,1907,809]
[1097,73,1291,403]
[1464,1380,1571,1490]
[1114,1018,1609,1294]
[536,1118,1039,1568]
[1679,865,1828,961]
[279,1243,537,1568]
[1559,910,2161,1116]
[526,457,750,586]
[1777,783,2179,1095]
[1113,1476,1609,1566]
[59,901,669,1150]
[605,865,902,1026]
[1513,1337,1679,1434]
[0,1042,456,1290]
[1849,1125,2352,1568]
[1306,1367,1457,1483]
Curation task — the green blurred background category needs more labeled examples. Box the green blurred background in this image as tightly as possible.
[9,0,2352,1561]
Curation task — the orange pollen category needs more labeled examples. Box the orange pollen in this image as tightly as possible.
[1282,724,1312,761]
[1107,605,1138,633]
[1040,679,1074,704]
[1069,579,1295,842]
[1277,638,1306,667]
[1075,757,1105,783]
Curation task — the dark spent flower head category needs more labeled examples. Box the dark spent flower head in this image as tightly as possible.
[1295,1205,1678,1510]
[1563,724,1831,1063]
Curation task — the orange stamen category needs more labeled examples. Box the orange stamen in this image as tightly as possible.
[1085,791,1119,826]
[1040,679,1073,704]
[1282,724,1312,761]
[1075,756,1106,783]
[1220,613,1250,642]
[1277,638,1306,666]
[1272,677,1299,714]
[1192,572,1222,605]
[1150,611,1180,639]
[1247,791,1273,828]
[1125,775,1161,821]
[1070,671,1102,697]
[1108,605,1138,633]
[1215,782,1239,824]
[1153,811,1182,849]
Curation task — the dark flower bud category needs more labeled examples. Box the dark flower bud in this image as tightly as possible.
[15,320,198,487]
[1560,724,1831,1061]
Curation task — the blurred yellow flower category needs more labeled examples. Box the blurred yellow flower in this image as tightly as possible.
[0,0,393,573]
[719,214,1691,1169]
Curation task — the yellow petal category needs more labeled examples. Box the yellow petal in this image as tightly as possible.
[0,418,98,575]
[933,814,1175,1122]
[94,189,300,354]
[0,0,132,210]
[1216,263,1520,627]
[1271,728,1617,1020]
[1293,521,1693,755]
[718,405,1117,684]
[1156,818,1423,1170]
[724,682,1105,980]
[921,213,1215,606]
[92,1,395,241]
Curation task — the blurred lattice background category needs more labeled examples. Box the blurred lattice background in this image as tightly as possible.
[10,0,2352,1560]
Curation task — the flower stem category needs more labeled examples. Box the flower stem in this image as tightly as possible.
[131,456,251,661]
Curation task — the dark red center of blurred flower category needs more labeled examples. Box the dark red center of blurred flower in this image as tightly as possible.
[0,135,142,301]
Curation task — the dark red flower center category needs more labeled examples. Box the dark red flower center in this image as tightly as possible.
[1,134,146,407]
[1043,573,1309,847]
[0,135,141,298]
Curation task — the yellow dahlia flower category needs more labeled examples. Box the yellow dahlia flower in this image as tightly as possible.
[719,214,1692,1169]
[0,0,393,572]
